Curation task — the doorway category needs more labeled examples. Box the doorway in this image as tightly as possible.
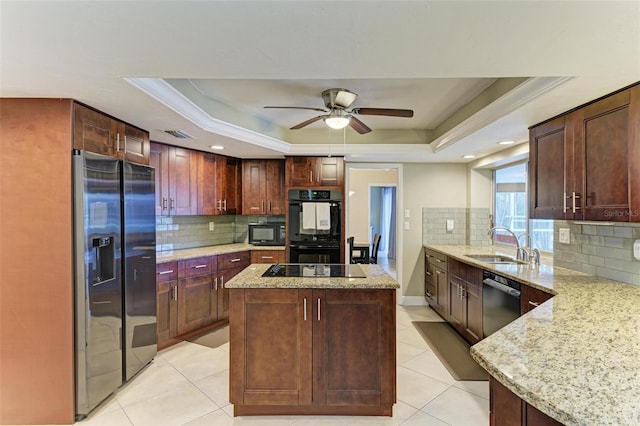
[369,185,397,267]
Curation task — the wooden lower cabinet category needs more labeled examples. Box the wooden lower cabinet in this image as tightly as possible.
[521,285,554,315]
[230,288,396,416]
[251,249,285,264]
[156,261,178,343]
[490,377,563,426]
[447,258,483,344]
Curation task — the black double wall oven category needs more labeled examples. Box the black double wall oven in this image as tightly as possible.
[288,189,342,263]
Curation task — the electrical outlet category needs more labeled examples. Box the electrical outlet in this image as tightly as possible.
[446,219,454,231]
[404,221,410,230]
[559,228,570,244]
[404,209,410,218]
[209,222,215,231]
[634,239,640,260]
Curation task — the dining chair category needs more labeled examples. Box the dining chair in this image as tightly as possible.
[370,233,382,264]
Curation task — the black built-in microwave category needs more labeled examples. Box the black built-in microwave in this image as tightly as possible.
[248,223,285,246]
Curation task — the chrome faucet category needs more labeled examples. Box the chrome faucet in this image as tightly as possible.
[487,226,523,261]
[517,233,541,265]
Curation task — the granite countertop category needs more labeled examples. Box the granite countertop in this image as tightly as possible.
[156,243,285,263]
[224,263,400,290]
[425,244,640,425]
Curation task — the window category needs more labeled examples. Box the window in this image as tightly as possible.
[493,163,553,252]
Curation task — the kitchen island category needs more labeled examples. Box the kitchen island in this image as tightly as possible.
[425,244,640,426]
[226,263,400,417]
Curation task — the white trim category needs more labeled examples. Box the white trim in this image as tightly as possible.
[399,296,428,306]
[432,77,573,153]
[125,78,291,153]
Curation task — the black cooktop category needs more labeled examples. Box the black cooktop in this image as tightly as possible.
[262,264,366,278]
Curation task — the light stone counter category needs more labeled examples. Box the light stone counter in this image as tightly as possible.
[225,263,400,290]
[156,243,284,263]
[426,244,640,426]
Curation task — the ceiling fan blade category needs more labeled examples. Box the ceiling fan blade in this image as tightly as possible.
[291,115,325,130]
[352,107,414,118]
[349,116,372,134]
[264,106,327,113]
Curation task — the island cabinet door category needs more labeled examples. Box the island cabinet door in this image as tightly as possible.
[312,289,396,408]
[229,289,313,407]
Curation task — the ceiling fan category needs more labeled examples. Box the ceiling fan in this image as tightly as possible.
[264,88,414,134]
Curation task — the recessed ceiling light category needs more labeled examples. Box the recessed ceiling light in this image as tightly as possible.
[462,155,476,159]
[497,140,515,145]
[210,145,224,150]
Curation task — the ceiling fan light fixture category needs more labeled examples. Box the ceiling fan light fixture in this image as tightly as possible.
[324,116,351,130]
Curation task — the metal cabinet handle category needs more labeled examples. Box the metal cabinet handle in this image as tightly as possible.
[217,200,221,211]
[193,264,207,269]
[563,192,569,214]
[435,259,442,263]
[116,133,120,152]
[172,286,177,300]
[426,291,433,298]
[310,170,313,182]
[159,270,174,275]
[528,301,540,307]
[261,200,265,212]
[261,256,274,260]
[170,198,175,210]
[317,298,321,321]
[268,201,272,212]
[572,192,580,212]
[214,277,218,290]
[230,258,241,263]
[426,271,432,276]
[220,276,224,288]
[223,199,227,211]
[303,298,307,321]
[162,197,168,211]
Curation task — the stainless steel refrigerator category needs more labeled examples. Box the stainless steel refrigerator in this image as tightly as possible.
[73,150,157,419]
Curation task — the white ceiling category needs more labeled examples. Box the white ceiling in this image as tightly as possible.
[1,1,639,163]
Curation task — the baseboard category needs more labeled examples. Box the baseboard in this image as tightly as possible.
[398,296,428,306]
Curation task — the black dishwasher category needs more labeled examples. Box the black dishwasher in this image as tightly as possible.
[482,270,521,338]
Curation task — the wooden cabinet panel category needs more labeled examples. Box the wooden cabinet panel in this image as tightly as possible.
[217,251,250,322]
[214,155,241,215]
[178,256,214,278]
[285,157,344,188]
[242,160,267,214]
[529,116,567,220]
[529,83,640,222]
[217,251,250,270]
[230,288,313,406]
[73,103,117,156]
[448,259,482,344]
[196,152,217,215]
[520,285,553,315]
[122,123,150,165]
[314,289,395,407]
[177,274,216,335]
[157,279,177,343]
[490,376,563,426]
[266,160,286,214]
[251,250,285,264]
[424,252,436,305]
[150,142,198,216]
[425,249,448,319]
[230,287,396,415]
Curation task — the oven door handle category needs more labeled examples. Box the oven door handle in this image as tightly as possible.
[483,278,521,297]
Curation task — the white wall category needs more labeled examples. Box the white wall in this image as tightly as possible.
[402,163,468,300]
[348,169,398,243]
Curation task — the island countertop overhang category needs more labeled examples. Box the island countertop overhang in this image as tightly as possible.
[225,264,400,290]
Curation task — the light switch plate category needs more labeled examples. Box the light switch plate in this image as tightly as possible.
[446,219,454,231]
[634,239,640,260]
[404,221,410,230]
[209,221,215,231]
[404,209,410,218]
[559,228,570,244]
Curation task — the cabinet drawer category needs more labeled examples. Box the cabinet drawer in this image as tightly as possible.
[521,285,554,314]
[218,251,250,270]
[178,256,214,277]
[251,250,284,264]
[156,261,178,282]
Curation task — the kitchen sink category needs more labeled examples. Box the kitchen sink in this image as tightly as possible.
[465,254,525,264]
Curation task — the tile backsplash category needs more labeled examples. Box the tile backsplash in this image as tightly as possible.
[553,221,640,286]
[156,215,284,251]
[422,207,491,246]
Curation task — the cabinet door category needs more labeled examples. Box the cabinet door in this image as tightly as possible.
[630,86,640,222]
[424,254,436,305]
[177,274,216,335]
[157,279,177,344]
[529,116,568,220]
[435,267,448,318]
[169,147,198,215]
[229,289,313,406]
[465,276,483,344]
[490,376,523,426]
[576,89,633,221]
[316,157,344,187]
[286,157,314,186]
[150,142,170,216]
[242,160,267,214]
[122,123,150,165]
[266,160,286,214]
[313,289,396,407]
[448,278,465,332]
[197,152,217,215]
[216,156,241,214]
[251,250,284,264]
[73,103,117,156]
[520,285,553,315]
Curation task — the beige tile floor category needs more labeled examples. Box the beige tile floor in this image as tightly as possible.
[78,304,489,426]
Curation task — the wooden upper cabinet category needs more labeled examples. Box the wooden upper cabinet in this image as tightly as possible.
[150,142,198,216]
[215,155,242,215]
[196,152,217,216]
[529,116,568,220]
[73,103,149,164]
[529,83,640,222]
[73,103,118,157]
[285,157,345,188]
[242,159,285,215]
